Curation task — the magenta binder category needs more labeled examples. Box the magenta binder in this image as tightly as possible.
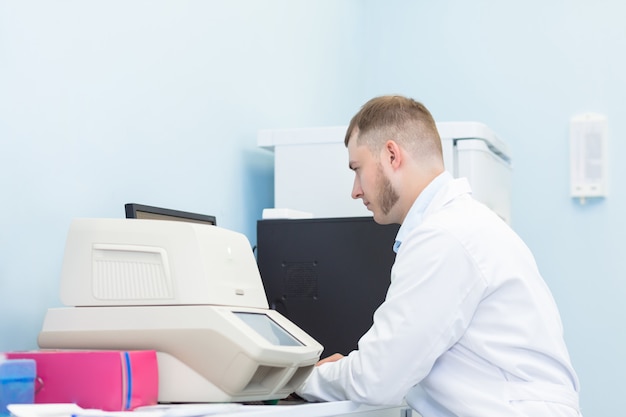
[5,350,158,411]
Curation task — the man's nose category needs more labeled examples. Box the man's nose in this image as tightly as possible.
[351,178,362,200]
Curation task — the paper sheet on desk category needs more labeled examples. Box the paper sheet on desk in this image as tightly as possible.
[7,403,242,417]
[9,401,407,417]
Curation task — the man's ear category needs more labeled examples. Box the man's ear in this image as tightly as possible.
[385,140,402,169]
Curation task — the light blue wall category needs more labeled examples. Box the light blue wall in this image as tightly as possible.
[0,0,362,348]
[1,0,621,415]
[359,1,624,415]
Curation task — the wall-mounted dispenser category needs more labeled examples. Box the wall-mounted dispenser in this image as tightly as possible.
[569,113,608,203]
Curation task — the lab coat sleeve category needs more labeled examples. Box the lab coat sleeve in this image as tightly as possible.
[296,224,488,405]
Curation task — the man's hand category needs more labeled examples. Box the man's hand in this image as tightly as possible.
[316,353,344,366]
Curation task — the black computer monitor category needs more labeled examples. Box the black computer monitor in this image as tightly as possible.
[256,217,399,357]
[125,203,216,226]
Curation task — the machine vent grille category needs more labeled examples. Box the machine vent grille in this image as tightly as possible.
[282,262,317,298]
[92,245,173,300]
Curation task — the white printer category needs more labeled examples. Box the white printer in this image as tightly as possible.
[258,122,512,223]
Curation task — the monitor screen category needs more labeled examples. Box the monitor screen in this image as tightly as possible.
[233,312,303,347]
[125,203,216,226]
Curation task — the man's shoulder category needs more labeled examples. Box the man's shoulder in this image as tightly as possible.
[415,196,513,245]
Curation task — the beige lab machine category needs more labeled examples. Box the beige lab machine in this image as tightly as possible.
[38,218,323,403]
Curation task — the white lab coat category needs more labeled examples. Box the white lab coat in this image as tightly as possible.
[296,176,581,417]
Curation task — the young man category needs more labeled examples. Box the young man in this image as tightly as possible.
[295,95,582,416]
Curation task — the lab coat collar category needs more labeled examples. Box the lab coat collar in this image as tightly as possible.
[393,171,466,253]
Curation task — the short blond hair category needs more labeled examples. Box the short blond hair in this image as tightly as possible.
[345,95,443,160]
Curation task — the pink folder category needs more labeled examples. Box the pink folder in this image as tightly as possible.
[5,350,158,411]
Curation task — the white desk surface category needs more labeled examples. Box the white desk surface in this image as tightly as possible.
[225,401,411,417]
[8,401,417,417]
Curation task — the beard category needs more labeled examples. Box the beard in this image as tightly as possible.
[377,164,399,216]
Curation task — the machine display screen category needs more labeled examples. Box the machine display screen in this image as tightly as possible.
[233,312,303,346]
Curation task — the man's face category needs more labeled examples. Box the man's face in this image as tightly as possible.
[348,137,399,224]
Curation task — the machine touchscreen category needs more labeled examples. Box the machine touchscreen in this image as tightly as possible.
[233,312,303,347]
